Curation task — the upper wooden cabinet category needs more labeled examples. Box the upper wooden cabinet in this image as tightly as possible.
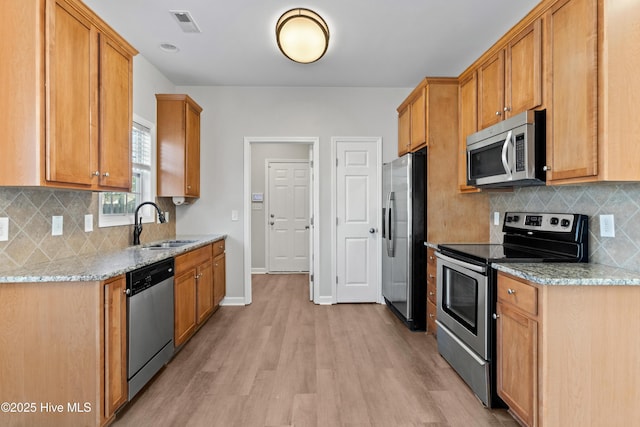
[458,72,481,193]
[397,83,426,156]
[156,94,203,199]
[477,20,543,130]
[0,0,136,191]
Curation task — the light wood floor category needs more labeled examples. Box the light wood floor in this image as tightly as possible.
[113,274,518,427]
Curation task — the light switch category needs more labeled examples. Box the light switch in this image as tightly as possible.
[0,217,8,241]
[600,214,615,237]
[493,212,501,226]
[231,210,239,221]
[52,216,63,236]
[84,214,93,232]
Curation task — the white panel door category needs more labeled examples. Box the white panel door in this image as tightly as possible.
[336,141,379,302]
[268,161,310,272]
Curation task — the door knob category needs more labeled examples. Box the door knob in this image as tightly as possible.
[305,225,310,229]
[270,222,274,226]
[369,228,376,234]
[270,214,275,218]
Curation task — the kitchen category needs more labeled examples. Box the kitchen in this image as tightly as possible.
[1,0,640,426]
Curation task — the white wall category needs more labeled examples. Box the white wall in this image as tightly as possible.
[174,86,410,301]
[132,56,175,123]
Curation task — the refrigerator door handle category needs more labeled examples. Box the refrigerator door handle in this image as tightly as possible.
[387,192,395,257]
[381,206,386,239]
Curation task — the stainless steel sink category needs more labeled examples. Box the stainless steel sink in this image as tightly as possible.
[141,239,197,250]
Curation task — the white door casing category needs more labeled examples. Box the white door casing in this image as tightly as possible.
[266,160,310,272]
[333,137,381,303]
[308,145,314,300]
[243,137,320,306]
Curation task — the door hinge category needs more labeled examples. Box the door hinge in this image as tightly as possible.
[336,158,338,167]
[310,274,314,283]
[336,217,339,225]
[310,216,314,226]
[310,160,313,168]
[336,276,338,284]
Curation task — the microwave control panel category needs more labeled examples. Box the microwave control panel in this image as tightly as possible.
[515,134,525,172]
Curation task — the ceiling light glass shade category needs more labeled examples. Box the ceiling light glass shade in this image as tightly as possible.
[276,8,329,64]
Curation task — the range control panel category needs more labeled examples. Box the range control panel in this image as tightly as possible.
[503,212,576,233]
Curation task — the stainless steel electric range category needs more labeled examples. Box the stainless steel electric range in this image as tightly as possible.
[435,212,588,407]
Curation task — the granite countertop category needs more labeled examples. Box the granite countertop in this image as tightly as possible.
[0,234,226,283]
[493,262,640,286]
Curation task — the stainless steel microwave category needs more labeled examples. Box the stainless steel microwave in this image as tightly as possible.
[466,110,546,188]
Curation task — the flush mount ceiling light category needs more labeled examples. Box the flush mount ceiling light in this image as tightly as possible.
[276,8,329,64]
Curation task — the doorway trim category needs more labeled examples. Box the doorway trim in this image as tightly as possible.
[243,137,320,305]
[330,136,383,305]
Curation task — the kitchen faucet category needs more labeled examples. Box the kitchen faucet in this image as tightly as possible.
[133,201,166,245]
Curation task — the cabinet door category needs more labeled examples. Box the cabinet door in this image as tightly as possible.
[398,106,410,156]
[458,73,480,192]
[47,0,95,186]
[497,302,537,427]
[104,275,127,418]
[98,34,132,190]
[545,0,598,182]
[410,88,426,151]
[196,260,214,324]
[174,270,197,347]
[477,50,505,129]
[185,102,201,197]
[505,19,542,118]
[213,253,226,307]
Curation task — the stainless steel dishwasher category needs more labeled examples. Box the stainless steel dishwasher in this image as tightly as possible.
[126,258,174,400]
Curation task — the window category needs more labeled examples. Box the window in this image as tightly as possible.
[99,116,156,227]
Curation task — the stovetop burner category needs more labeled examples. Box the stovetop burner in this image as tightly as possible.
[438,212,589,265]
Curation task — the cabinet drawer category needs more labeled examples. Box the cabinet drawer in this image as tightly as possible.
[427,279,437,305]
[427,299,437,334]
[497,274,538,316]
[175,244,212,275]
[212,239,225,257]
[427,248,437,267]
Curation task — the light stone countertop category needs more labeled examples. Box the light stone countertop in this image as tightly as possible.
[0,234,225,283]
[492,262,640,286]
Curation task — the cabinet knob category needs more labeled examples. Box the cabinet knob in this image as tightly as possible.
[507,288,516,295]
[503,106,511,112]
[93,171,100,177]
[123,288,131,295]
[495,111,502,116]
[493,313,500,319]
[429,291,435,296]
[429,274,435,279]
[429,313,435,318]
[103,172,110,177]
[187,185,192,189]
[429,256,435,261]
[543,165,551,171]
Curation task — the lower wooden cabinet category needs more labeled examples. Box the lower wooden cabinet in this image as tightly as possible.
[213,239,226,307]
[104,275,128,420]
[174,240,225,348]
[496,271,640,426]
[426,247,438,334]
[0,276,128,427]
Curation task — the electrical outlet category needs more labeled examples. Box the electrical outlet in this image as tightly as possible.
[600,214,615,237]
[52,216,63,236]
[0,217,8,241]
[493,212,501,226]
[84,214,93,232]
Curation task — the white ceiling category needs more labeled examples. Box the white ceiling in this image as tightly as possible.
[83,0,540,88]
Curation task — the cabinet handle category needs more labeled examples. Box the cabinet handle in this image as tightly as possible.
[103,172,110,177]
[493,313,500,319]
[507,288,516,295]
[92,171,100,177]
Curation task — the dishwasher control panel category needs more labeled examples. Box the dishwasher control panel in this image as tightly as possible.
[127,258,175,296]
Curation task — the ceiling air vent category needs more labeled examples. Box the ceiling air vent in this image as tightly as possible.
[169,10,201,33]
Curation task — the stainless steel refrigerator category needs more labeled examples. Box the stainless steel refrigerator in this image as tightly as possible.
[382,147,426,330]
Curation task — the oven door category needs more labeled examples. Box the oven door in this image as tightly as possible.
[436,252,488,359]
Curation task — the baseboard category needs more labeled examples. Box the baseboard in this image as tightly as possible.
[219,296,247,306]
[314,295,334,305]
[251,268,267,274]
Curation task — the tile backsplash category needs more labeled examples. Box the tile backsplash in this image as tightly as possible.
[0,187,175,272]
[490,183,640,272]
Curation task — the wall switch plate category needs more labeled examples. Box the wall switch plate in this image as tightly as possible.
[165,212,169,223]
[52,216,63,236]
[600,214,615,237]
[84,214,93,232]
[493,212,501,226]
[231,210,239,221]
[0,217,9,241]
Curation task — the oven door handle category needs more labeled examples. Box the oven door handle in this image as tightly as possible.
[436,252,487,274]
